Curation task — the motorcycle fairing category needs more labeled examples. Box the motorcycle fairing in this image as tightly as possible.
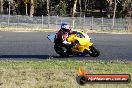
[72,40,93,53]
[67,31,93,53]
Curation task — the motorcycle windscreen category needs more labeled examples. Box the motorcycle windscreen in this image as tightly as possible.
[47,33,56,43]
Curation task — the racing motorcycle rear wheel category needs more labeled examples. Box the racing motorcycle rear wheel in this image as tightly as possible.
[54,44,69,57]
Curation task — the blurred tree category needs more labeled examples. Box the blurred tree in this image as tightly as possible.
[121,0,131,17]
[35,0,47,16]
[24,0,30,15]
[10,0,17,15]
[1,0,131,17]
[30,0,34,17]
[47,0,50,16]
[0,0,3,14]
[17,0,26,15]
[72,0,77,28]
[3,0,9,14]
[55,0,67,16]
[67,0,72,14]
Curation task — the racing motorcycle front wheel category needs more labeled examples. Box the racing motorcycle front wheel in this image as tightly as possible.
[88,46,100,57]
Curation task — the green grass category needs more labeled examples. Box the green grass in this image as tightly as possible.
[0,59,131,88]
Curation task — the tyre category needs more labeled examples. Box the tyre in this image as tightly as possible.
[88,46,100,57]
[54,44,69,57]
[76,75,87,85]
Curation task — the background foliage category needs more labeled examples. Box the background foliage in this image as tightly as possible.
[0,0,132,17]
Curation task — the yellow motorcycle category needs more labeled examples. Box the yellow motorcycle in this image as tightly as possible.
[47,31,100,57]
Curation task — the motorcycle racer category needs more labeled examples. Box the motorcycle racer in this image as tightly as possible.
[47,25,100,57]
[54,23,73,45]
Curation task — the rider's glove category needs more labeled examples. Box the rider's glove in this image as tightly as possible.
[62,40,71,45]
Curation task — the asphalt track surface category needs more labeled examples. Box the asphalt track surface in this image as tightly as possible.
[0,31,132,61]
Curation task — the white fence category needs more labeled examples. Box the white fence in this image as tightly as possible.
[0,15,131,30]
